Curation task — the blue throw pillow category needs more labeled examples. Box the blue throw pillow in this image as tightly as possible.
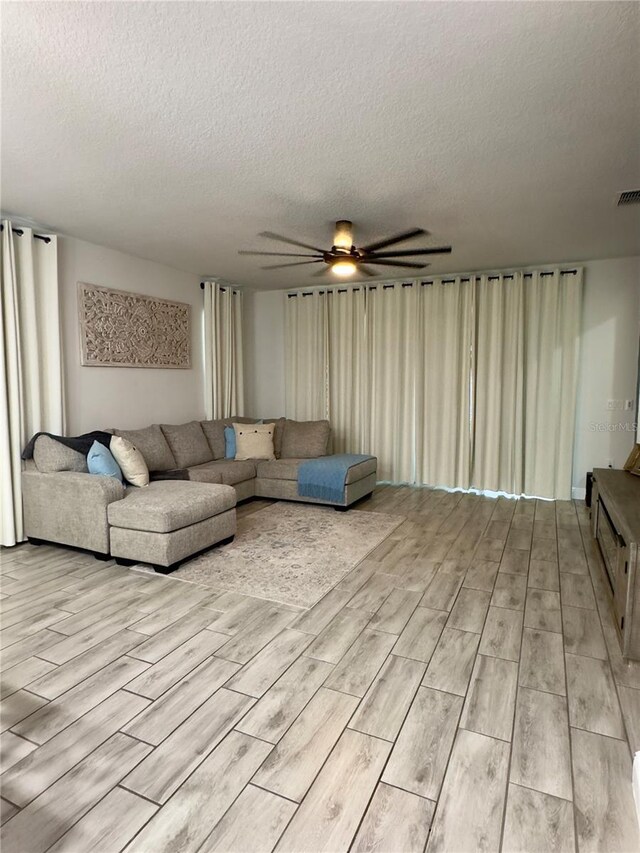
[87,440,123,482]
[224,426,236,459]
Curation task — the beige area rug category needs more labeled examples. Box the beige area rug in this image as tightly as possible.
[171,502,404,609]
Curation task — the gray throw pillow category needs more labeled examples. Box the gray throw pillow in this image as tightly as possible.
[200,419,227,460]
[161,421,213,468]
[262,417,286,459]
[280,419,331,459]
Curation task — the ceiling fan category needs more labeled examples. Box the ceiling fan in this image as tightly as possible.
[238,220,452,277]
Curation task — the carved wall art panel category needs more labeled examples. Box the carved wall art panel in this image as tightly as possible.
[78,282,191,368]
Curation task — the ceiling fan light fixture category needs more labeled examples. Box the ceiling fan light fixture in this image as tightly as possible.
[239,222,452,277]
[331,259,357,277]
[333,220,353,251]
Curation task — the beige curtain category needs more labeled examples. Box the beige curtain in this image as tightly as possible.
[285,290,328,420]
[203,281,244,419]
[472,269,582,499]
[1,222,64,546]
[416,276,475,490]
[471,272,525,493]
[327,286,367,454]
[522,269,583,498]
[284,267,582,499]
[367,283,419,482]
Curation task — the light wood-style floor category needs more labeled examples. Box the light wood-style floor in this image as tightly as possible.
[1,487,639,853]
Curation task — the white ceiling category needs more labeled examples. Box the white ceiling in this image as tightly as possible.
[2,1,639,289]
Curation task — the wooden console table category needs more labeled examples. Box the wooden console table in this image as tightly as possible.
[591,468,640,659]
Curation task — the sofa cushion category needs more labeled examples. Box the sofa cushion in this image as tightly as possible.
[87,441,123,482]
[32,435,88,474]
[255,458,303,481]
[344,456,378,482]
[263,417,286,459]
[200,419,226,460]
[186,463,223,484]
[107,481,236,533]
[110,436,150,487]
[280,420,331,459]
[224,425,236,459]
[234,423,275,461]
[189,459,257,486]
[216,459,258,485]
[161,421,213,468]
[201,416,258,460]
[256,455,377,484]
[115,425,176,472]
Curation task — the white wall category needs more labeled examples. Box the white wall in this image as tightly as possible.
[54,237,640,488]
[58,236,204,433]
[243,258,640,498]
[572,256,640,497]
[243,289,286,416]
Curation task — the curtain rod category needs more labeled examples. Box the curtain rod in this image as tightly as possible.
[0,224,52,244]
[199,282,240,292]
[287,269,579,296]
[287,287,363,298]
[420,269,578,286]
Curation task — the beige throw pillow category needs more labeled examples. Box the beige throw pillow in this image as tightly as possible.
[234,422,275,461]
[110,436,150,487]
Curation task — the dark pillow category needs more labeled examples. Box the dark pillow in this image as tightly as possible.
[280,419,331,459]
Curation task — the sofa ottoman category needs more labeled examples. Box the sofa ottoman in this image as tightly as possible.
[107,481,236,573]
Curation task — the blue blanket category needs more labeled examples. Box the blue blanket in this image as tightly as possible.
[298,454,372,504]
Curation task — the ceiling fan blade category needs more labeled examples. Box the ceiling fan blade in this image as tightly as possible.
[259,231,325,253]
[239,250,322,258]
[361,228,428,254]
[368,259,428,269]
[356,265,377,277]
[261,260,324,271]
[366,246,452,258]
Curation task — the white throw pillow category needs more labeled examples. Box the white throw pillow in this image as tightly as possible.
[110,436,149,487]
[234,422,275,461]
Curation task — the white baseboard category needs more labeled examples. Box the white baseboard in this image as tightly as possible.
[572,487,586,501]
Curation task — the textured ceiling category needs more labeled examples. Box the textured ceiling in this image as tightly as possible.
[2,1,639,289]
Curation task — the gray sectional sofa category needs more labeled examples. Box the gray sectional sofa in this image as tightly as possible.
[22,417,377,573]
